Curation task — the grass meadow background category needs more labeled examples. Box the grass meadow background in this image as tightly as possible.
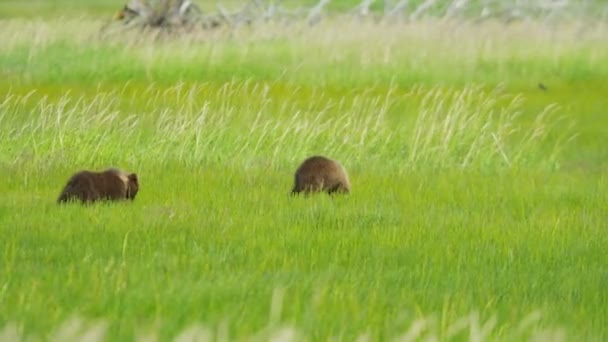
[1,1,608,341]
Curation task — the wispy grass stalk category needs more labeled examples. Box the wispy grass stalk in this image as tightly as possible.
[0,83,572,172]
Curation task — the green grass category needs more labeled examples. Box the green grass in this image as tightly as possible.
[0,9,607,342]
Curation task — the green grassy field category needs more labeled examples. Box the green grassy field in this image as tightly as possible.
[1,2,608,341]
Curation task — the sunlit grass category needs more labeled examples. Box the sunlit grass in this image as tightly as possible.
[0,14,607,342]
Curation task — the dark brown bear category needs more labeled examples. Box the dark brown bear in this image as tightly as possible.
[291,156,350,195]
[57,168,139,204]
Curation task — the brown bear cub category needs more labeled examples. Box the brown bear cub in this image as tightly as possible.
[57,168,139,204]
[291,155,350,195]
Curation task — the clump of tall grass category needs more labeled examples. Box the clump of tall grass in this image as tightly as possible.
[0,82,572,172]
[404,85,574,170]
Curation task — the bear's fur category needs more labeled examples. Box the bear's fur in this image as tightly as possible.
[291,156,350,195]
[57,168,139,204]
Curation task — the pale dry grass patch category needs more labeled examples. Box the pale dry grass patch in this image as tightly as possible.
[0,18,102,52]
[1,16,607,64]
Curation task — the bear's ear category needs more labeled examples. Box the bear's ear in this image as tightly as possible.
[128,173,138,183]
